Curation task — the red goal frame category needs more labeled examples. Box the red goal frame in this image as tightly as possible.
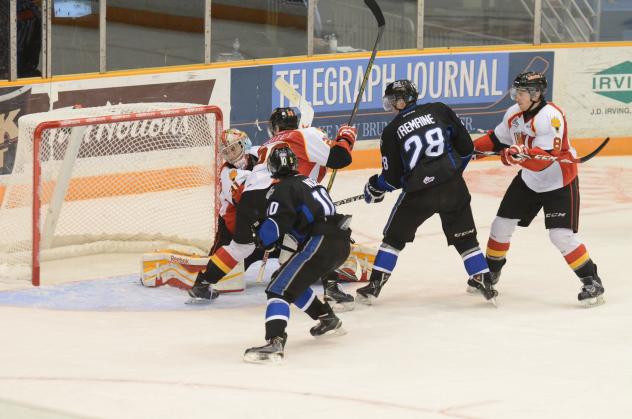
[30,105,223,286]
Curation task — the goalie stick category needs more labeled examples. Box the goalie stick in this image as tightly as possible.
[274,77,314,128]
[327,0,385,193]
[474,137,610,164]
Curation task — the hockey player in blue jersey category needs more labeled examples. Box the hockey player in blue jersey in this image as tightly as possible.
[357,79,497,305]
[244,143,352,363]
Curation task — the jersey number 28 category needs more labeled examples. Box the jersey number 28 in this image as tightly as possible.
[403,127,445,170]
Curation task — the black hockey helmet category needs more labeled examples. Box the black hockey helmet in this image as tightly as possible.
[267,142,298,178]
[510,72,547,101]
[383,79,418,111]
[269,107,299,135]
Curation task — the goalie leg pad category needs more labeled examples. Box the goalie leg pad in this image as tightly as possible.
[141,250,208,289]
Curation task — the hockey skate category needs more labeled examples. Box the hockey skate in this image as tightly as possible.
[578,267,605,308]
[323,276,355,312]
[467,272,498,306]
[185,282,219,304]
[467,270,501,294]
[355,271,389,305]
[243,334,287,364]
[310,311,346,339]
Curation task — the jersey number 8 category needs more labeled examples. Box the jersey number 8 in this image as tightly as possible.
[403,127,445,170]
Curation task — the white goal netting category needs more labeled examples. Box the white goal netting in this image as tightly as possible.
[0,103,222,284]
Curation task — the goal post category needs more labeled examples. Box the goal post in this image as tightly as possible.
[0,103,223,286]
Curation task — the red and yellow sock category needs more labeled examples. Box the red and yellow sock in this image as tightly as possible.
[564,244,594,278]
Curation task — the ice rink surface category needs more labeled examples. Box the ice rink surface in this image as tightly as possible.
[1,157,631,419]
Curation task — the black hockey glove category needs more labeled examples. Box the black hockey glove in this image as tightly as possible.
[251,221,277,251]
[364,174,386,204]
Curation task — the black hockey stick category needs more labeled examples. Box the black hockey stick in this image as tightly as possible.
[474,137,610,164]
[327,0,385,192]
[334,194,365,206]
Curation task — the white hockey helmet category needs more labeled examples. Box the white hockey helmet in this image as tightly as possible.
[220,128,252,166]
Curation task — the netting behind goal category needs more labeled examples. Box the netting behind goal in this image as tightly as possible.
[0,103,223,285]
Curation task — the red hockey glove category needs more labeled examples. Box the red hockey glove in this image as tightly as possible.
[500,144,529,166]
[335,125,357,152]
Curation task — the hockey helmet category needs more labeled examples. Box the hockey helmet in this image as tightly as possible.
[268,107,299,135]
[267,142,298,178]
[220,128,252,167]
[510,72,547,101]
[383,79,418,111]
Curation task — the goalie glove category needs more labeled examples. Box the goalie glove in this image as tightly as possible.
[364,174,386,204]
[500,144,529,166]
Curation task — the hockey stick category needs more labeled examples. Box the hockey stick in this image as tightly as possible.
[274,77,314,128]
[327,0,385,192]
[256,251,269,283]
[474,137,610,164]
[334,194,365,206]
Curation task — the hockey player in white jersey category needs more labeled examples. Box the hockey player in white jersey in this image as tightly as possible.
[474,72,604,307]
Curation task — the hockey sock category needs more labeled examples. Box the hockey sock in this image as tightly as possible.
[265,297,290,340]
[372,244,400,277]
[460,247,490,276]
[486,237,510,272]
[563,244,596,279]
[294,287,328,320]
[196,247,239,285]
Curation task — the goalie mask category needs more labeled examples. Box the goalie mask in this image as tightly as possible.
[220,128,252,168]
[268,107,299,136]
[383,79,418,111]
[267,143,298,178]
[510,72,547,101]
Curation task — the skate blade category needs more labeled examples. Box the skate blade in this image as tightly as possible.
[185,297,213,305]
[355,293,376,305]
[581,295,605,308]
[313,326,347,340]
[243,351,284,364]
[329,300,355,313]
[488,296,498,307]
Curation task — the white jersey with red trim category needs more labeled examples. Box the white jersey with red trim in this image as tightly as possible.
[218,163,251,233]
[260,127,331,181]
[218,164,249,216]
[494,102,577,193]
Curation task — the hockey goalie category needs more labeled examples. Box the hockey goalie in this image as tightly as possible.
[140,128,261,293]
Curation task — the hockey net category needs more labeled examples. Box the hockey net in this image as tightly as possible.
[0,103,223,286]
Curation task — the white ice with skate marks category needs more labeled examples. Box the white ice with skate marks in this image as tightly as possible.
[1,157,631,418]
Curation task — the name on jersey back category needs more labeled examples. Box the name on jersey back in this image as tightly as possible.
[397,114,435,139]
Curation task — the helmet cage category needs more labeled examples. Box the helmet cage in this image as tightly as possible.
[220,129,252,166]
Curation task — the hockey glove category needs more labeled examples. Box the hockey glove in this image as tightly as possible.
[251,220,278,251]
[335,124,357,153]
[364,174,386,204]
[500,144,529,166]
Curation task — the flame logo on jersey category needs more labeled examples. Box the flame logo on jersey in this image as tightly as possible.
[551,117,561,133]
